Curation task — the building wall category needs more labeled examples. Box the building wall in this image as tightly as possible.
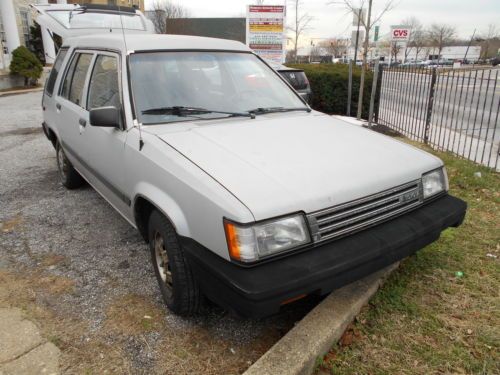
[0,0,34,71]
[165,18,246,44]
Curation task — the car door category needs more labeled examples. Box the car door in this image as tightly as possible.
[42,47,69,131]
[82,52,129,215]
[55,50,94,173]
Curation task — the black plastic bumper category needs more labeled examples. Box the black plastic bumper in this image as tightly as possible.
[181,194,467,318]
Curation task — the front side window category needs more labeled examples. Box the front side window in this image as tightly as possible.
[45,47,68,96]
[129,52,306,125]
[87,55,120,110]
[61,52,93,107]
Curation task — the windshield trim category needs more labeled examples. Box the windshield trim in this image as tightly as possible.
[127,50,310,125]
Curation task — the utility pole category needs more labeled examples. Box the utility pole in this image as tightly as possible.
[356,0,372,119]
[353,7,362,62]
[463,28,476,64]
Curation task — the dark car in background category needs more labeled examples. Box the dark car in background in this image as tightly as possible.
[274,65,312,103]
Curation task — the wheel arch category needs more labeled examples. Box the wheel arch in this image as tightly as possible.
[42,122,58,148]
[132,189,189,243]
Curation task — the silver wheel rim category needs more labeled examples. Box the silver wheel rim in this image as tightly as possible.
[154,231,173,296]
[57,147,69,181]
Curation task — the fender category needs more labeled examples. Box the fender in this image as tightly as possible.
[132,181,191,237]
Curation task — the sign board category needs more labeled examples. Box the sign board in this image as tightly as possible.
[391,26,410,41]
[351,30,365,44]
[352,8,366,26]
[246,5,286,65]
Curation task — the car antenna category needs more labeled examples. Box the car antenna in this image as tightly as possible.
[117,4,144,151]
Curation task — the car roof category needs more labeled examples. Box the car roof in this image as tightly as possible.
[271,64,304,72]
[64,33,251,53]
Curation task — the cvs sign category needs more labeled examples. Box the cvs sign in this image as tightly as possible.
[391,27,410,41]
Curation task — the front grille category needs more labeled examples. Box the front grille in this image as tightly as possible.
[307,180,423,243]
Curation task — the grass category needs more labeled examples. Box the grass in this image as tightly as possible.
[316,142,499,375]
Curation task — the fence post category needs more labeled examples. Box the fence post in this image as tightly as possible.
[424,68,437,144]
[368,60,379,127]
[374,64,383,124]
[347,60,353,116]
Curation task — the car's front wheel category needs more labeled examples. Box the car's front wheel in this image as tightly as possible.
[56,142,84,189]
[148,210,202,315]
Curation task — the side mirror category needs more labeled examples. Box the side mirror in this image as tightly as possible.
[89,106,121,128]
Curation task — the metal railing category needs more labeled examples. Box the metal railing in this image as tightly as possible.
[376,66,499,170]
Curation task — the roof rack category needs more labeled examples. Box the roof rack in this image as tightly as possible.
[79,3,137,14]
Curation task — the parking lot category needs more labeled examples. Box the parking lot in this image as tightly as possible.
[0,91,318,374]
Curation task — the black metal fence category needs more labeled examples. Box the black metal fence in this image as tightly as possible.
[376,66,499,170]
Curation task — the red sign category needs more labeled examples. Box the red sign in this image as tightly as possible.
[391,28,410,41]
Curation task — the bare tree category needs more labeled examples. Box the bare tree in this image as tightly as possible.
[319,38,350,57]
[391,41,403,62]
[329,0,395,119]
[479,24,500,59]
[288,0,314,63]
[427,23,456,58]
[401,17,425,61]
[150,0,190,34]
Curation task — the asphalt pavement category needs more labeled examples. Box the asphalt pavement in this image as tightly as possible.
[378,68,499,169]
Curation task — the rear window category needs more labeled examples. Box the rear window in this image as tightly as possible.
[45,47,68,96]
[279,70,309,90]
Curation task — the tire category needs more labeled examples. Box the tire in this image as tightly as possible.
[148,210,202,315]
[56,141,84,189]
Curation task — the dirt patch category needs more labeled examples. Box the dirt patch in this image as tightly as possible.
[1,214,23,233]
[106,294,166,335]
[0,127,42,137]
[40,253,67,268]
[368,124,404,137]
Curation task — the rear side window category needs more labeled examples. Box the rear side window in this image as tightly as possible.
[87,55,120,110]
[45,47,68,96]
[61,52,93,107]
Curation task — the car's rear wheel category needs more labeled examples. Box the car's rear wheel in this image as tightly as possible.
[148,210,202,315]
[56,142,84,189]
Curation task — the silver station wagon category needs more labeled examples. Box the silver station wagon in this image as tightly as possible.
[39,6,466,318]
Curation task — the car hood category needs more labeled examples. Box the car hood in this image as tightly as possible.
[154,113,442,221]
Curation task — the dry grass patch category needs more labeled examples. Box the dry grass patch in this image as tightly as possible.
[105,294,165,335]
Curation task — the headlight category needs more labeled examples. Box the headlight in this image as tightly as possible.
[422,168,447,199]
[224,214,311,262]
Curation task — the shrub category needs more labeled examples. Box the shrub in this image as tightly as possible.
[287,63,374,119]
[9,46,43,86]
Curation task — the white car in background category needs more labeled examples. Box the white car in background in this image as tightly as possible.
[38,5,467,318]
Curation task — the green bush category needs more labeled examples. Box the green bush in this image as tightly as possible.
[287,63,374,119]
[9,45,43,86]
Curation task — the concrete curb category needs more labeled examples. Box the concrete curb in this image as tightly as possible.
[244,263,399,375]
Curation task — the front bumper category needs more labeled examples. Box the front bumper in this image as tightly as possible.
[181,194,467,318]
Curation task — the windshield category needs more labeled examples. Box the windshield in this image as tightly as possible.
[129,52,307,125]
[46,10,145,30]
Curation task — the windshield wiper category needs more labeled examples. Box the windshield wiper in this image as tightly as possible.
[141,106,255,119]
[248,107,311,115]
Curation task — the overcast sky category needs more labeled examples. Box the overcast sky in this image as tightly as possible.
[144,0,500,43]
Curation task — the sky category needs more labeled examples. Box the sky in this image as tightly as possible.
[144,0,500,44]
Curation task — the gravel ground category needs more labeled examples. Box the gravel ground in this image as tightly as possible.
[0,92,319,374]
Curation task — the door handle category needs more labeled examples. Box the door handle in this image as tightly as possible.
[56,103,61,110]
[79,118,86,127]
